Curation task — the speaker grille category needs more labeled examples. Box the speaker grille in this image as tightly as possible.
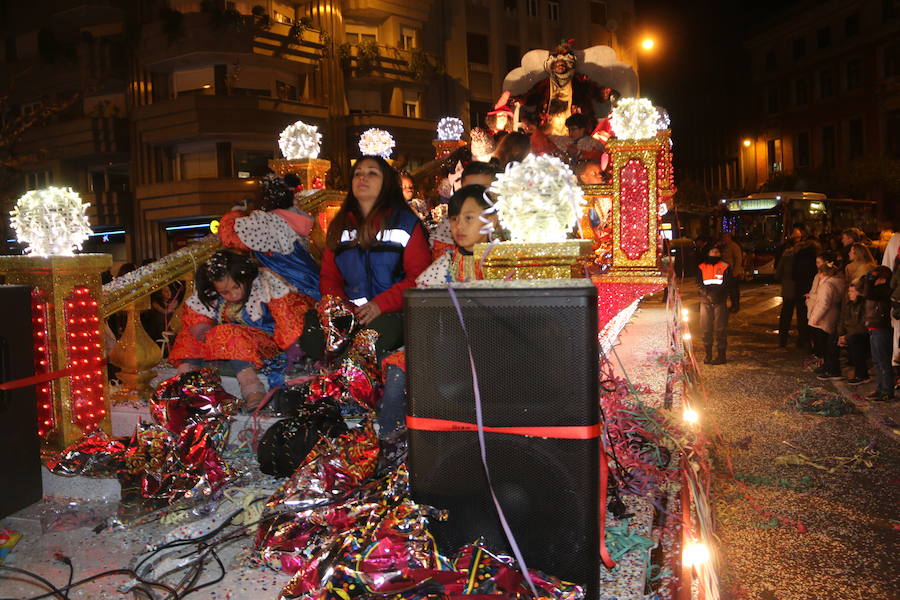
[405,285,599,594]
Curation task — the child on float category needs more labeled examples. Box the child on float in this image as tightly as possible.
[169,250,313,410]
[217,174,320,301]
[417,185,499,286]
[430,162,499,259]
[298,155,432,362]
[399,171,428,221]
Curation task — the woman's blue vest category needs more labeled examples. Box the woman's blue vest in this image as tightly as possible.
[333,209,419,306]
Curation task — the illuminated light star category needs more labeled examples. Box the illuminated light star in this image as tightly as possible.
[10,187,93,256]
[611,98,660,140]
[436,117,465,141]
[358,128,395,159]
[488,154,585,243]
[278,120,322,160]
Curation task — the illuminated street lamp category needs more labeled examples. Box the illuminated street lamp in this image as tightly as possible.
[742,138,752,148]
[641,37,656,51]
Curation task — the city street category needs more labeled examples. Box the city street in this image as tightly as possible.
[678,279,899,600]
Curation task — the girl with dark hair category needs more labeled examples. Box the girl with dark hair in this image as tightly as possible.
[300,156,432,360]
[806,252,846,380]
[169,250,314,409]
[217,173,320,299]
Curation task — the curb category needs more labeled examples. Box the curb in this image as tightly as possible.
[830,380,900,443]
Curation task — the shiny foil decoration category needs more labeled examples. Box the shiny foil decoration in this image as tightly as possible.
[46,430,128,477]
[317,295,357,355]
[150,369,240,433]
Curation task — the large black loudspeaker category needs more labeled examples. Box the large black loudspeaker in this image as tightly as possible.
[0,286,43,518]
[405,281,599,597]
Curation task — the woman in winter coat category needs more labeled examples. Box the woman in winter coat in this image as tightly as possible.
[806,252,846,379]
[844,242,876,288]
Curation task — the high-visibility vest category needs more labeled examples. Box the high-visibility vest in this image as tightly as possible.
[699,261,729,286]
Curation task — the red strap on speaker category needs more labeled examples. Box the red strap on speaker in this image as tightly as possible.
[406,415,602,439]
[0,367,74,392]
[406,414,617,568]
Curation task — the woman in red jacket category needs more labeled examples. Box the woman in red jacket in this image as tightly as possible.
[300,155,432,361]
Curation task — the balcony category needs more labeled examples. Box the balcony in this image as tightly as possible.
[140,12,324,71]
[132,94,328,145]
[135,177,258,223]
[343,0,434,22]
[16,116,129,160]
[340,43,441,84]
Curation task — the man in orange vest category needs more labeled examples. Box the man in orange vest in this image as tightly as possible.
[697,246,740,364]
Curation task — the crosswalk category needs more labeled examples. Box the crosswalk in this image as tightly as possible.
[675,279,784,328]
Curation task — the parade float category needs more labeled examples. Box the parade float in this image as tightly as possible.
[0,45,717,600]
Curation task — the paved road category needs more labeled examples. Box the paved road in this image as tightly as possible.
[676,278,899,600]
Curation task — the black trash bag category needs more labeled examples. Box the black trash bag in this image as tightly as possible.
[257,399,348,477]
[269,383,313,417]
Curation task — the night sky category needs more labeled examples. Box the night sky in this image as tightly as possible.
[634,0,808,172]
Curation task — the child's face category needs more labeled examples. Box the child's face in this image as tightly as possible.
[450,197,489,252]
[214,276,246,304]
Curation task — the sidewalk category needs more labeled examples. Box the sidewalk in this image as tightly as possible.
[830,379,900,442]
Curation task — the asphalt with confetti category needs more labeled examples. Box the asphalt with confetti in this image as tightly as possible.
[680,279,900,600]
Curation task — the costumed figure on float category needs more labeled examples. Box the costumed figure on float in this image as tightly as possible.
[218,173,321,301]
[494,39,637,152]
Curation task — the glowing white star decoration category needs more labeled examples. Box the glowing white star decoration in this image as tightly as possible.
[358,128,395,159]
[278,120,322,160]
[488,154,584,243]
[436,117,465,141]
[10,186,93,256]
[655,106,671,131]
[610,97,660,140]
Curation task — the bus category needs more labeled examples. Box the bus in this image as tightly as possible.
[715,192,878,277]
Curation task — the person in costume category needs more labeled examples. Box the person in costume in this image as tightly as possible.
[299,156,432,362]
[417,185,499,286]
[498,40,615,142]
[217,174,319,300]
[169,250,314,409]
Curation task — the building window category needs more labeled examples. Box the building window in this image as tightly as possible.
[821,125,836,167]
[848,117,864,159]
[819,68,835,99]
[25,171,52,190]
[345,24,378,45]
[817,26,831,48]
[767,138,783,174]
[234,150,274,178]
[548,0,559,21]
[794,131,810,168]
[402,101,418,118]
[506,44,521,74]
[400,26,417,50]
[845,58,862,89]
[467,33,489,64]
[885,0,898,21]
[527,0,538,18]
[887,110,900,158]
[795,77,809,106]
[885,43,900,78]
[765,50,776,72]
[767,88,778,114]
[590,1,607,25]
[792,37,806,60]
[504,0,517,17]
[470,100,493,130]
[845,12,860,36]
